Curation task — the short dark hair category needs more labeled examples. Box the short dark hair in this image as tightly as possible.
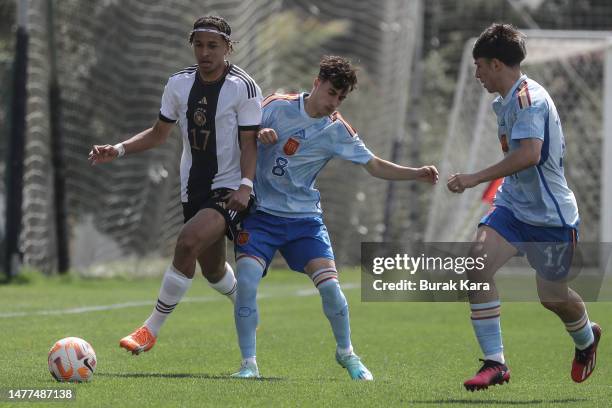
[189,16,233,52]
[318,56,358,92]
[472,23,526,67]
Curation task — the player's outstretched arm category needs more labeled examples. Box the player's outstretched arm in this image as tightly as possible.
[447,138,542,193]
[88,119,174,165]
[364,156,439,184]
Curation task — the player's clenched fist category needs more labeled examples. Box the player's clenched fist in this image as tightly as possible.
[257,128,278,144]
[88,144,120,165]
[447,173,478,193]
[417,165,439,184]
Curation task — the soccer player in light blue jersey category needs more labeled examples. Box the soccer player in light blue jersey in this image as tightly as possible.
[231,56,439,379]
[447,23,601,391]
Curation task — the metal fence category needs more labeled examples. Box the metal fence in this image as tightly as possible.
[1,0,611,274]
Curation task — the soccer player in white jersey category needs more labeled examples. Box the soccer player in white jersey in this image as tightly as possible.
[447,23,601,390]
[88,16,263,355]
[230,56,439,379]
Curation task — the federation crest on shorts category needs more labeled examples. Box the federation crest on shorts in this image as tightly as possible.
[283,137,300,156]
[194,108,206,127]
[236,231,250,245]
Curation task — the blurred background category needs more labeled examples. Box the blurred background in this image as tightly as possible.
[0,0,610,279]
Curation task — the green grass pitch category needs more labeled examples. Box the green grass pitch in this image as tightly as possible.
[0,268,610,407]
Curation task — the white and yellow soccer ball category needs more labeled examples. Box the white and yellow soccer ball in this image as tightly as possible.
[47,337,97,382]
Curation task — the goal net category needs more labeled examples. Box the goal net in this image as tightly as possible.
[425,30,612,247]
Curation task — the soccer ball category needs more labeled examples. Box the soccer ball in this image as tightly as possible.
[47,337,97,382]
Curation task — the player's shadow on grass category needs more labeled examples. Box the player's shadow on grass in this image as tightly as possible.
[98,372,283,381]
[413,398,587,405]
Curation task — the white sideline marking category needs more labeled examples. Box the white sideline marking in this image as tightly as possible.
[0,283,360,319]
[0,298,216,318]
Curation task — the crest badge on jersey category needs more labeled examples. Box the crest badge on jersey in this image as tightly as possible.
[236,231,250,246]
[283,137,300,156]
[194,108,206,127]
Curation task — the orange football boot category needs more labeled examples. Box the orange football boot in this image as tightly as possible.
[119,326,157,355]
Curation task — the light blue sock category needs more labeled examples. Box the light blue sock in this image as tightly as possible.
[315,272,351,351]
[234,256,264,359]
[470,300,504,363]
[565,313,594,350]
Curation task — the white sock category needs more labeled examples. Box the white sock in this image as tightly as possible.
[337,345,354,357]
[144,265,192,336]
[242,357,257,367]
[208,262,237,303]
[484,351,505,364]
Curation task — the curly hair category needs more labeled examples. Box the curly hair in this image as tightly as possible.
[188,16,233,52]
[318,56,358,92]
[473,23,526,67]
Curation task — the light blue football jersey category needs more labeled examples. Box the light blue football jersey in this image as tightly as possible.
[253,92,374,218]
[492,74,579,228]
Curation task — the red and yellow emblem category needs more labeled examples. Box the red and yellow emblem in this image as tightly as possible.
[283,137,300,156]
[236,231,250,246]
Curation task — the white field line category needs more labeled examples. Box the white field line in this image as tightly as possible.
[0,283,360,319]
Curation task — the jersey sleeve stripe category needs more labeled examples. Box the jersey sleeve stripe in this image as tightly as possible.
[158,112,177,123]
[331,111,357,137]
[232,69,255,98]
[170,64,197,77]
[231,65,257,86]
[238,124,261,131]
[262,93,299,107]
[233,65,260,99]
[517,80,532,109]
[229,66,256,99]
[230,70,254,98]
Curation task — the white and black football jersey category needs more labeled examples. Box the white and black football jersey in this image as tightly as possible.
[159,62,262,202]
